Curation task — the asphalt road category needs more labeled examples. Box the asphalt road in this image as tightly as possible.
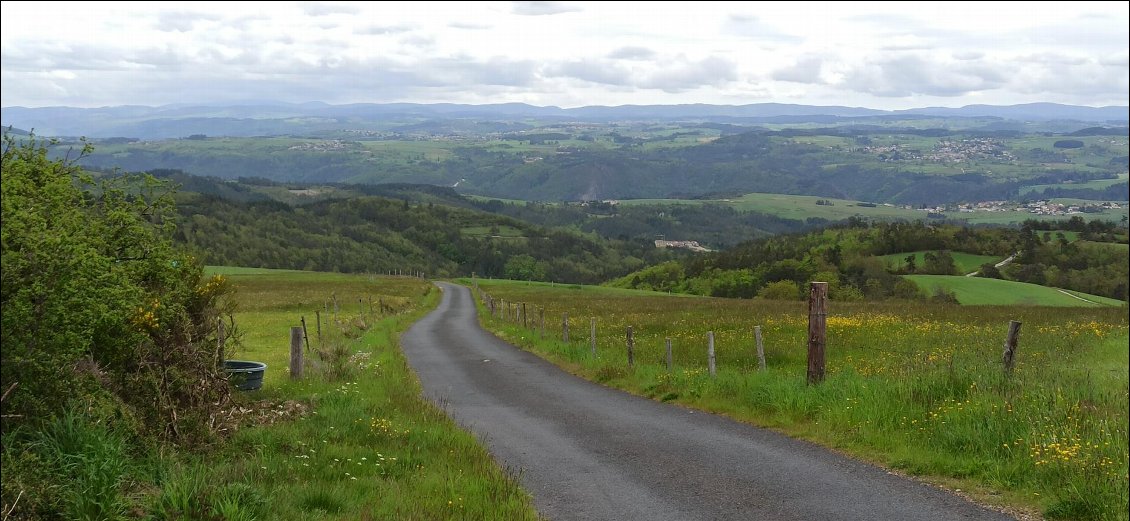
[400,282,1015,521]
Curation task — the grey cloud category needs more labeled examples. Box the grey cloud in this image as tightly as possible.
[546,59,631,85]
[154,11,220,32]
[641,56,737,92]
[839,55,1007,97]
[1100,53,1129,67]
[448,22,492,30]
[772,56,824,84]
[400,34,436,48]
[724,14,802,43]
[953,51,984,61]
[1019,53,1089,66]
[355,24,415,35]
[511,1,581,16]
[607,46,656,61]
[1013,57,1130,97]
[300,2,361,16]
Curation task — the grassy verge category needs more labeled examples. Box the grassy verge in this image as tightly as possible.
[467,278,1129,521]
[168,270,540,520]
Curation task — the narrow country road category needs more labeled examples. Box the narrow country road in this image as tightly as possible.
[401,282,1015,521]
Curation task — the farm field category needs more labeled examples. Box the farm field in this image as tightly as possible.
[906,275,1127,307]
[877,251,1003,275]
[618,192,1130,225]
[468,279,1129,520]
[187,269,538,520]
[1020,173,1130,196]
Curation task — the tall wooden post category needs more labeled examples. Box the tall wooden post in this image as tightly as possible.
[217,319,226,366]
[522,303,528,329]
[627,326,634,367]
[807,282,828,385]
[562,312,569,342]
[290,326,304,380]
[1002,320,1022,373]
[665,337,673,371]
[707,331,716,377]
[300,316,310,352]
[755,325,765,371]
[539,307,545,339]
[590,318,597,356]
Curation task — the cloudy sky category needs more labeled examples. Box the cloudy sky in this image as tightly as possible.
[2,1,1127,109]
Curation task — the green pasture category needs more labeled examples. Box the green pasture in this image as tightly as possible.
[906,275,1125,307]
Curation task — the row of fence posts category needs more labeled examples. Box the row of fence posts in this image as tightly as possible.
[279,293,397,381]
[473,281,1024,385]
[380,269,428,279]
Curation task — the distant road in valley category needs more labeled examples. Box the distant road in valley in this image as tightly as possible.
[401,282,1016,521]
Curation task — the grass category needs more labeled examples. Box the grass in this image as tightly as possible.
[468,279,1129,520]
[877,251,1003,274]
[905,275,1126,307]
[169,268,542,520]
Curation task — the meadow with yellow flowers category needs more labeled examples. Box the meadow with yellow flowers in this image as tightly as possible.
[471,279,1128,520]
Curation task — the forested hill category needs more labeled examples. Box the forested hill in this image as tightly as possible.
[173,192,674,284]
[610,219,1129,301]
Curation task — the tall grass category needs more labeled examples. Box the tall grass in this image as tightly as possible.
[471,279,1129,520]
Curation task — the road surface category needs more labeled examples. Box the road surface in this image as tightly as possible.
[400,282,1015,520]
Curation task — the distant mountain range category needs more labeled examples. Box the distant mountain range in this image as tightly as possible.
[2,101,1127,139]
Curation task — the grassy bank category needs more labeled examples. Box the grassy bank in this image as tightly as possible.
[467,279,1129,520]
[173,270,540,520]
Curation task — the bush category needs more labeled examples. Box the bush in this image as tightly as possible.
[758,280,801,300]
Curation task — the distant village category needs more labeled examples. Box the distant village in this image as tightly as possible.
[911,200,1123,216]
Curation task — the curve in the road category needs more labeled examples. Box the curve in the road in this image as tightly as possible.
[400,282,1016,521]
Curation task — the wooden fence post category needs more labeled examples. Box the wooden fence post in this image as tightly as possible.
[300,316,310,352]
[290,326,304,380]
[1002,320,1022,373]
[522,303,528,329]
[315,311,322,343]
[807,282,828,385]
[755,325,765,371]
[707,331,716,377]
[562,312,569,342]
[627,326,634,367]
[539,307,545,339]
[665,337,672,371]
[590,318,597,356]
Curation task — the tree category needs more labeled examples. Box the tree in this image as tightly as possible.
[504,254,545,281]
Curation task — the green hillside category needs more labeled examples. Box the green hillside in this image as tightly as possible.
[905,275,1125,306]
[878,251,1002,274]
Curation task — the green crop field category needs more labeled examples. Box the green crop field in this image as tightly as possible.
[470,279,1129,520]
[906,275,1126,307]
[878,252,1003,275]
[183,269,538,519]
[1020,173,1130,196]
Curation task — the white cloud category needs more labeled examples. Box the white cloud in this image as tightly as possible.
[0,1,1125,109]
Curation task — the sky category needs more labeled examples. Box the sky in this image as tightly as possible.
[1,1,1127,109]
